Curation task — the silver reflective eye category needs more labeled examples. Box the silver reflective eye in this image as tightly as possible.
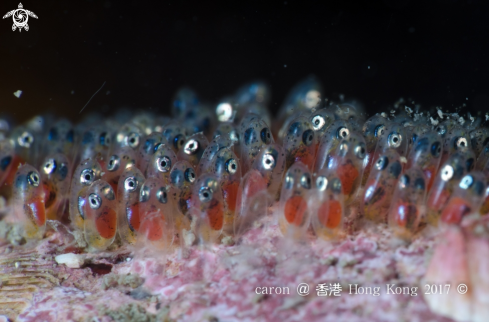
[185,168,196,183]
[441,165,454,181]
[199,187,213,202]
[262,153,276,170]
[226,158,238,174]
[107,155,120,172]
[285,174,294,189]
[157,156,171,172]
[27,171,40,187]
[18,131,34,148]
[300,173,311,189]
[43,158,57,174]
[126,132,140,148]
[456,137,468,149]
[388,132,402,148]
[400,175,410,188]
[374,124,385,137]
[216,102,233,122]
[311,115,325,130]
[459,175,474,189]
[124,176,138,192]
[375,156,389,170]
[140,186,150,202]
[156,187,168,204]
[337,126,350,139]
[316,176,328,191]
[354,143,366,159]
[184,139,199,155]
[80,168,95,185]
[88,193,101,209]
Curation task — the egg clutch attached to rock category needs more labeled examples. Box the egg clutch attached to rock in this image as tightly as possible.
[2,78,489,253]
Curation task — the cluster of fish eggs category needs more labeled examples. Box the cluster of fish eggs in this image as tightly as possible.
[1,76,488,250]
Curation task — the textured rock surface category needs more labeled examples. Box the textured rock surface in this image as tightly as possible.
[0,214,459,322]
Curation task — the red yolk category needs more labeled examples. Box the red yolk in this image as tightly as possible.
[207,199,224,230]
[43,182,56,209]
[222,181,239,213]
[336,161,359,196]
[95,206,117,239]
[284,195,307,226]
[127,203,140,232]
[441,197,471,224]
[140,216,164,241]
[26,196,46,227]
[318,200,342,229]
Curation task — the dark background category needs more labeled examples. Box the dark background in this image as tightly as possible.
[0,0,488,124]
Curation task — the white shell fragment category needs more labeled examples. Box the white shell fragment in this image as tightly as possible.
[55,253,85,268]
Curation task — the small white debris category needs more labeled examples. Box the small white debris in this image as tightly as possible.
[14,262,20,269]
[381,112,387,118]
[430,117,439,126]
[182,229,196,247]
[339,94,345,101]
[458,116,465,125]
[55,253,85,268]
[400,156,408,163]
[486,113,489,121]
[405,106,413,114]
[368,66,370,69]
[390,110,396,114]
[466,97,469,100]
[437,109,444,119]
[468,112,475,123]
[13,90,22,98]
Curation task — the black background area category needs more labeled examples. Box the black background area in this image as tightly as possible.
[0,0,488,124]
